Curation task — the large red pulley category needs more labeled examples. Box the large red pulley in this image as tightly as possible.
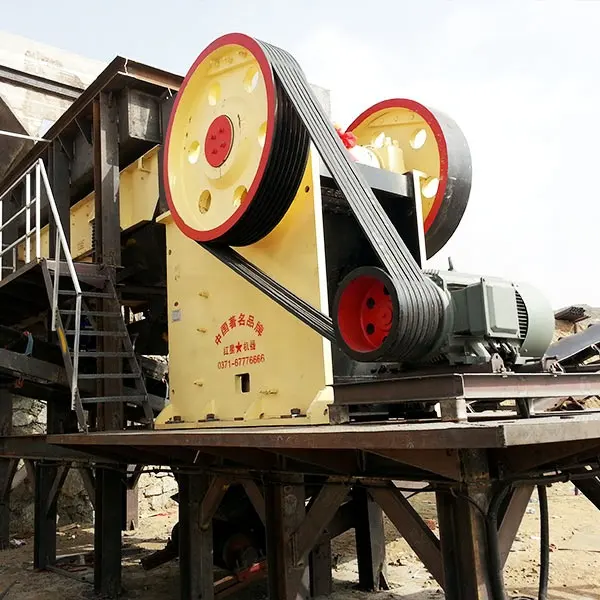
[334,266,403,362]
[347,99,472,258]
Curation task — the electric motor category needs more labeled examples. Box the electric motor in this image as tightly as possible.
[334,266,555,368]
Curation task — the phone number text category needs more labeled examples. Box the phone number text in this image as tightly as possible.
[217,354,265,370]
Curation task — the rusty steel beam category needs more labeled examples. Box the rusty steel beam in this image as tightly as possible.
[309,539,332,598]
[328,500,355,538]
[370,483,444,587]
[353,487,388,591]
[34,461,58,569]
[0,347,67,386]
[44,465,70,517]
[93,90,123,432]
[79,467,96,508]
[291,480,349,563]
[435,451,495,599]
[0,434,99,461]
[200,476,231,530]
[179,473,214,600]
[334,372,600,405]
[241,479,266,525]
[0,64,83,101]
[125,485,139,531]
[369,448,463,481]
[48,424,501,451]
[48,140,71,255]
[49,411,600,453]
[265,474,309,600]
[570,467,600,510]
[94,465,125,597]
[274,448,360,474]
[498,485,534,567]
[0,388,14,550]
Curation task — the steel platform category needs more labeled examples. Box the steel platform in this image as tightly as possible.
[47,412,600,453]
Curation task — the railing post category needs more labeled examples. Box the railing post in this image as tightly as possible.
[0,187,3,277]
[38,159,84,428]
[72,291,82,411]
[25,173,31,263]
[35,161,41,259]
[51,227,60,332]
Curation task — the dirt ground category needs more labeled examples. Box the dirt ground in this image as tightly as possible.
[1,483,599,599]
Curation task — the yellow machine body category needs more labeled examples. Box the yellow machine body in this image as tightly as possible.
[17,147,160,262]
[155,149,334,428]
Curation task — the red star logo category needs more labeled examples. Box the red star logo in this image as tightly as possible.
[236,342,243,353]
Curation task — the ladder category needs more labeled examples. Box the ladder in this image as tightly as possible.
[0,159,153,431]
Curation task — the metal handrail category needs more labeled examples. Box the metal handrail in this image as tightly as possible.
[0,159,83,412]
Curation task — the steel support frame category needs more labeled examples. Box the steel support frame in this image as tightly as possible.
[0,388,14,549]
[265,474,310,600]
[435,450,494,600]
[178,472,217,600]
[93,90,123,431]
[3,435,583,599]
[353,487,389,591]
[48,140,71,257]
[94,464,125,597]
[334,371,600,405]
[90,89,130,597]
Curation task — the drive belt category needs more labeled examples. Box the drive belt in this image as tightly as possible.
[201,243,337,343]
[203,39,445,362]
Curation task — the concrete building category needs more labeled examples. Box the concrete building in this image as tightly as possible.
[0,30,105,180]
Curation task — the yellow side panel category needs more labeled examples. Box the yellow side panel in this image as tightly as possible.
[155,151,333,428]
[17,224,50,263]
[70,194,94,259]
[119,149,160,231]
[17,147,160,261]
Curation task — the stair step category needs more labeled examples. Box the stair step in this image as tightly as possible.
[65,330,127,337]
[61,309,122,317]
[81,395,146,405]
[59,290,114,299]
[75,351,133,358]
[79,372,141,379]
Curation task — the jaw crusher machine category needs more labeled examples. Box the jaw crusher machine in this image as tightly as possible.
[155,33,555,429]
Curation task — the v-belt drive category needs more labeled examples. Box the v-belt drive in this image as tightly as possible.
[163,33,475,365]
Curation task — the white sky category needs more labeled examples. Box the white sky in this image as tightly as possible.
[2,0,599,309]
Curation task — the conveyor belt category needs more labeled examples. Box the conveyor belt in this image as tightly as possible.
[545,324,600,368]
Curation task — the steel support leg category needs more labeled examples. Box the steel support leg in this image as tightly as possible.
[124,483,139,531]
[0,389,13,550]
[265,474,309,600]
[178,473,214,600]
[94,465,124,597]
[33,398,76,569]
[435,450,493,600]
[353,487,388,591]
[33,461,59,569]
[309,538,332,598]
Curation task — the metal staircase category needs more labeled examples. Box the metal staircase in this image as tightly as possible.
[0,159,153,431]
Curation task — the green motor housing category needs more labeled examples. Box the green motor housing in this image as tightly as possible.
[423,270,555,368]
